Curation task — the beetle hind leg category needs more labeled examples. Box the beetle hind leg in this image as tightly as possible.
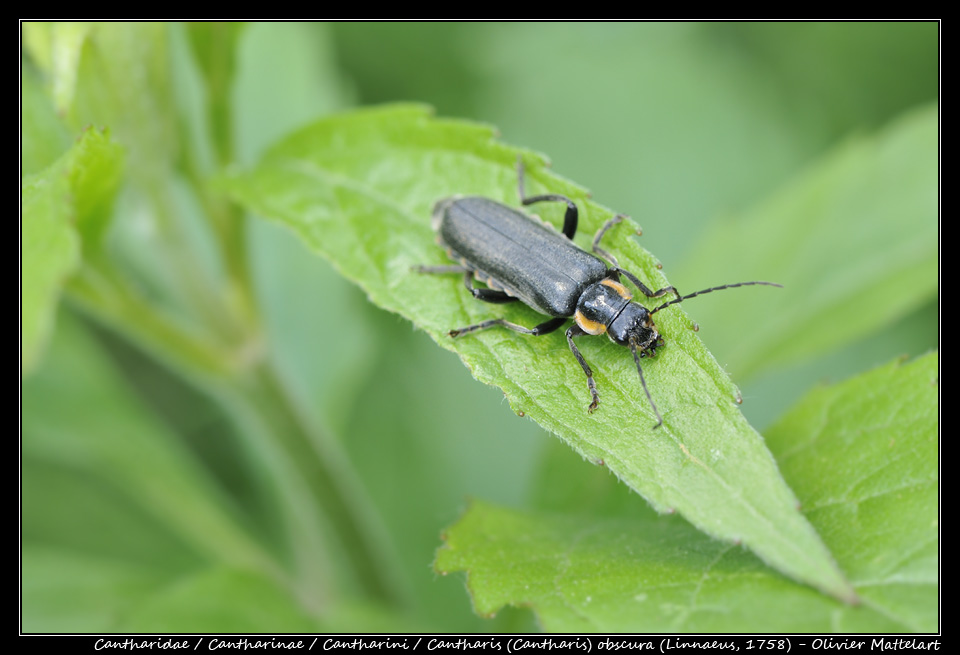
[413,264,469,274]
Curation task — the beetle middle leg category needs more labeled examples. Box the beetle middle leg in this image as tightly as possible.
[449,316,566,339]
[516,159,579,240]
[593,215,682,301]
[415,264,519,304]
[461,271,519,304]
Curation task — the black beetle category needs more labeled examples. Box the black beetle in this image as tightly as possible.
[416,160,780,428]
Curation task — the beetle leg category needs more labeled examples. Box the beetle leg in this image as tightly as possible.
[462,271,518,304]
[592,215,682,301]
[565,324,601,412]
[614,268,681,301]
[415,264,519,304]
[413,264,469,274]
[450,316,566,338]
[592,214,627,268]
[517,159,579,240]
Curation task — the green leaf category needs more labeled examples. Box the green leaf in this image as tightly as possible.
[435,352,938,632]
[764,352,939,629]
[27,22,178,184]
[22,164,77,373]
[676,106,938,381]
[435,503,880,632]
[21,127,124,372]
[225,104,853,601]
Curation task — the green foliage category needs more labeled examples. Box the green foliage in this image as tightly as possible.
[22,163,79,372]
[678,107,937,382]
[764,354,938,629]
[224,104,853,601]
[21,22,938,633]
[435,353,938,632]
[22,314,274,630]
[21,127,123,371]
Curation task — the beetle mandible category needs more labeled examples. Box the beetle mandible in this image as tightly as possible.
[416,160,780,428]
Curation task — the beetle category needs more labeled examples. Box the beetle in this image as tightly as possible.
[416,160,780,428]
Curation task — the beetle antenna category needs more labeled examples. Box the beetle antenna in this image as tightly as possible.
[649,281,782,315]
[629,338,663,429]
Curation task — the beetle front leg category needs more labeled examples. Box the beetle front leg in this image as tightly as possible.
[592,214,628,268]
[615,268,681,302]
[566,324,600,412]
[592,216,682,301]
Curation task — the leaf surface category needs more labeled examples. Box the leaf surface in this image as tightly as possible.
[435,353,938,632]
[226,104,854,600]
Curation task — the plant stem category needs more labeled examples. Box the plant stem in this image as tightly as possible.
[236,363,409,608]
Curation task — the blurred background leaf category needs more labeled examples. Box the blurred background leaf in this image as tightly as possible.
[23,314,278,630]
[21,21,938,633]
[21,127,123,372]
[677,106,937,428]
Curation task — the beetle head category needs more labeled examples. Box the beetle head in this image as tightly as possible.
[609,302,662,354]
